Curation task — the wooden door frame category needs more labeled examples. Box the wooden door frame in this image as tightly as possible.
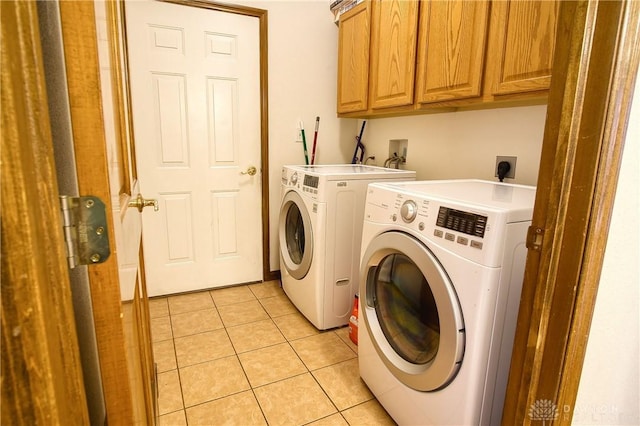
[3,0,638,423]
[56,1,137,423]
[1,2,89,424]
[155,0,275,281]
[502,0,640,423]
[3,0,150,423]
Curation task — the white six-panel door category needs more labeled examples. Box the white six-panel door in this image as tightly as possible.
[125,0,263,296]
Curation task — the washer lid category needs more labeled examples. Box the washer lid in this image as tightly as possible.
[283,164,416,181]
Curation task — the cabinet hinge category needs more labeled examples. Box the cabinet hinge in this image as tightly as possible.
[59,195,110,269]
[526,226,545,251]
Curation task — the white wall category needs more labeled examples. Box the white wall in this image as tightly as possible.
[573,68,640,425]
[361,105,547,185]
[238,1,357,271]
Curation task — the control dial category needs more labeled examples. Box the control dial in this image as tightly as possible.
[290,172,298,185]
[400,200,418,223]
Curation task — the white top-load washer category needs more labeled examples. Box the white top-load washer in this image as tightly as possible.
[358,179,535,425]
[279,165,416,330]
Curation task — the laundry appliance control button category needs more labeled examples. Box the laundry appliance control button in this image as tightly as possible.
[470,240,483,249]
[400,200,418,223]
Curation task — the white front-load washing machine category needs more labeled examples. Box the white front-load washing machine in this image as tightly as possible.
[359,179,536,425]
[279,165,416,330]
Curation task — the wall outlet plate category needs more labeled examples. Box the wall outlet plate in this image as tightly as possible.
[495,156,517,179]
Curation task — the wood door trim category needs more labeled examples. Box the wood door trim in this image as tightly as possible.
[557,0,640,415]
[502,0,640,423]
[1,1,89,424]
[158,0,274,281]
[58,2,135,423]
[107,0,137,204]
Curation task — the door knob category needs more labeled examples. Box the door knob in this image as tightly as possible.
[240,166,257,176]
[128,194,159,212]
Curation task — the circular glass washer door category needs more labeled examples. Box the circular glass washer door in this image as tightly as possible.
[361,231,465,391]
[279,190,313,279]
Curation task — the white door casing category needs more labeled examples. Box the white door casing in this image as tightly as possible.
[125,0,263,296]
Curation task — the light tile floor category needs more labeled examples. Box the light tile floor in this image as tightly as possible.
[150,280,397,426]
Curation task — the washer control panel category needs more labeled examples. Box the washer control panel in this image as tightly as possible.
[281,167,322,200]
[436,206,487,238]
[363,182,535,267]
[303,174,319,190]
[363,184,514,267]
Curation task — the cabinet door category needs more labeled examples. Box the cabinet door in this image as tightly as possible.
[337,2,371,114]
[369,0,419,109]
[489,0,559,95]
[415,0,489,104]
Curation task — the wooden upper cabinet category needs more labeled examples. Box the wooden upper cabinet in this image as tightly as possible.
[415,0,490,104]
[488,0,559,96]
[368,0,419,109]
[336,0,558,117]
[337,2,371,114]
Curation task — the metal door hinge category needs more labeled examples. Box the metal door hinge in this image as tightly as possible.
[59,195,110,269]
[526,226,545,251]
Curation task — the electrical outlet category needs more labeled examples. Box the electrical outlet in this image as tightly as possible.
[295,127,303,143]
[495,156,517,179]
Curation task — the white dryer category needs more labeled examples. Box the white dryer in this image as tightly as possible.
[279,165,416,330]
[358,179,535,425]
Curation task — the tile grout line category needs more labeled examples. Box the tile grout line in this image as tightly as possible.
[170,314,188,423]
[154,283,380,425]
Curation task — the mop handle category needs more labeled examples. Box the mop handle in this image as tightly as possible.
[311,116,320,165]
